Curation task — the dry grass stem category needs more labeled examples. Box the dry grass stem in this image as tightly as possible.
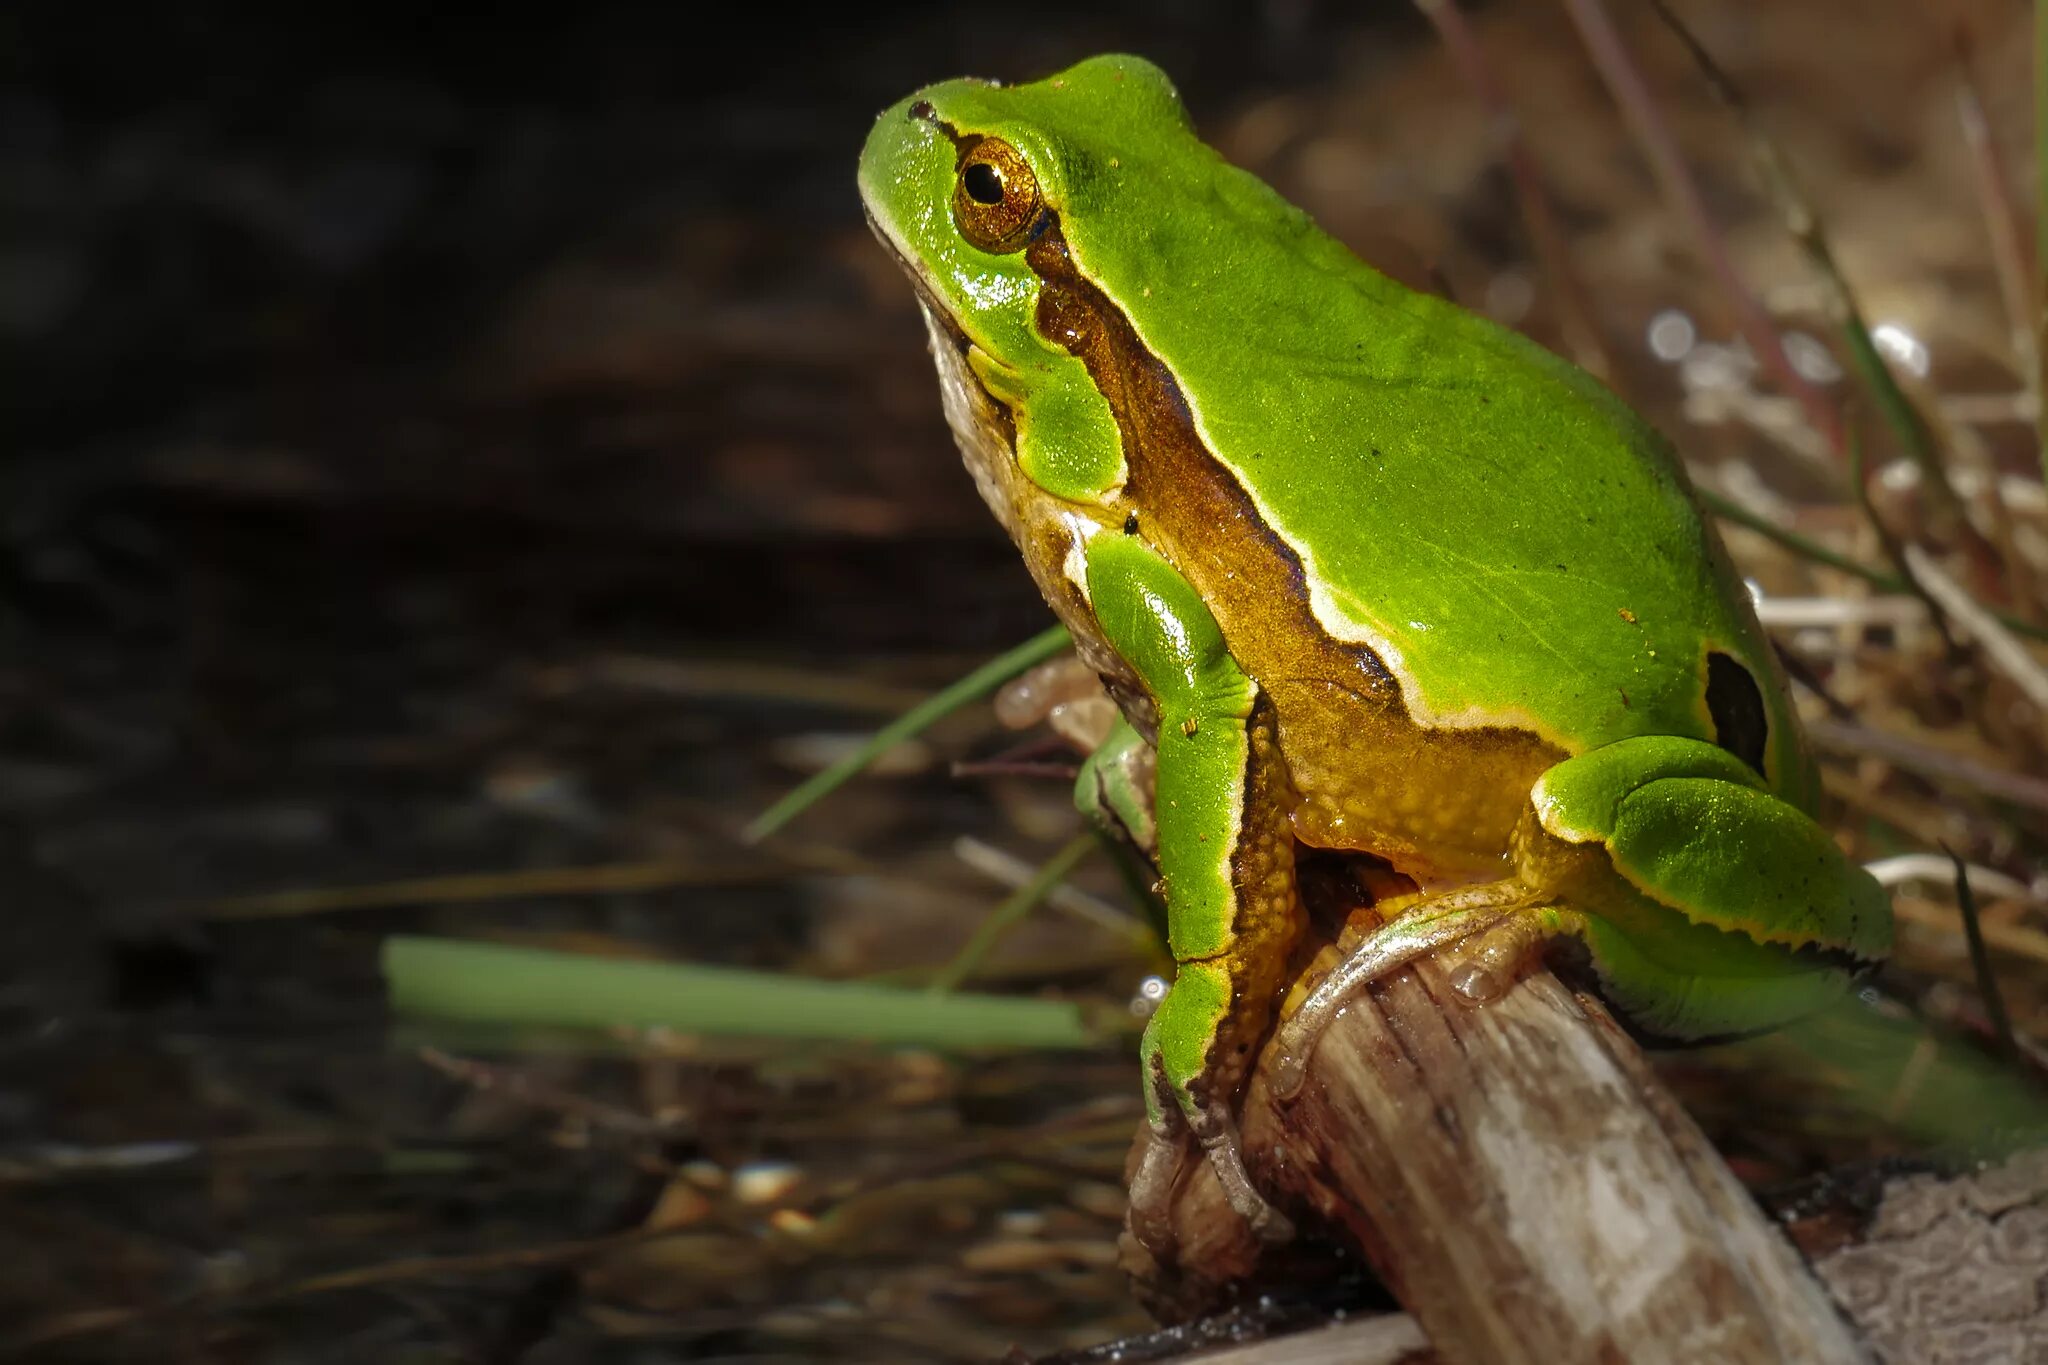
[1560,0,1845,456]
[1903,543,2048,710]
[1413,0,1616,379]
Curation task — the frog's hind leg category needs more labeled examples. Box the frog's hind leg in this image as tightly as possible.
[1518,734,1891,1038]
[1269,735,1894,1093]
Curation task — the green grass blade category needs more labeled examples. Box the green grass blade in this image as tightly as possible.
[1710,996,2048,1151]
[384,935,1094,1050]
[743,624,1073,843]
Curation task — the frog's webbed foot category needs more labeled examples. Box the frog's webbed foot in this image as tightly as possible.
[1270,881,1554,1100]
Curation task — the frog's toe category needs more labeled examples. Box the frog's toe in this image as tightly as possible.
[1126,1123,1189,1258]
[1271,885,1537,1099]
[1445,911,1557,1003]
[1194,1101,1295,1244]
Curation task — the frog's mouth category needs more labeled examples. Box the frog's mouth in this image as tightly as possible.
[859,207,1020,391]
[861,207,1029,529]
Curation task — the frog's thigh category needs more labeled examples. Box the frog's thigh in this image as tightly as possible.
[1523,734,1891,1037]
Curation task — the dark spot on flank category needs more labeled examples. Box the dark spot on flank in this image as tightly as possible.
[1706,651,1769,778]
[1123,513,1139,535]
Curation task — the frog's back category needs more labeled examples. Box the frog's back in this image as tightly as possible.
[1025,65,1807,805]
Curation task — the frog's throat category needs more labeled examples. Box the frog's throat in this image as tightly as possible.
[912,298,1141,698]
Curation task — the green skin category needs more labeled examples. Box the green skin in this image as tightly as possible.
[858,54,1891,1249]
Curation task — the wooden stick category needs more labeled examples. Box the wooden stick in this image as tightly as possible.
[1123,954,1866,1364]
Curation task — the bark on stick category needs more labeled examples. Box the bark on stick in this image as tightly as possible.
[1122,954,1867,1365]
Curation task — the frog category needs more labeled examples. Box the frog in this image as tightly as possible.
[855,53,1891,1253]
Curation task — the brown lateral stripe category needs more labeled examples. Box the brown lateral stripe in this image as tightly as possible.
[1022,220,1398,703]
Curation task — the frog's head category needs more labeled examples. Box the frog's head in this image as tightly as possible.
[858,54,1195,536]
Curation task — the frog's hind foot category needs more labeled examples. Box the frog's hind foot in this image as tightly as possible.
[1270,881,1553,1099]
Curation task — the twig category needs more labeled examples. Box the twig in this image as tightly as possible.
[952,834,1155,947]
[1864,853,2035,903]
[1126,957,1865,1362]
[1924,386,2041,625]
[1847,432,1964,656]
[554,653,930,713]
[194,858,789,920]
[1558,0,1846,458]
[1752,596,1931,629]
[1952,26,2039,390]
[1903,543,2048,711]
[1702,489,1908,591]
[1892,894,2048,967]
[927,833,1097,993]
[1807,717,2048,814]
[1413,0,1616,379]
[745,624,1073,842]
[1143,1315,1432,1364]
[0,1141,199,1184]
[415,1048,684,1139]
[1700,489,2048,642]
[1946,847,2020,1064]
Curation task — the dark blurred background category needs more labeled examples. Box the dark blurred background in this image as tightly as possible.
[3,1,2037,1360]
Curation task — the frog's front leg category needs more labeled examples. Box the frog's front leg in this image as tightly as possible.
[1084,532,1305,1255]
[1272,735,1891,1093]
[1075,712,1158,860]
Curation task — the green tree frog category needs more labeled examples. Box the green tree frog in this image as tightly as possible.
[857,54,1891,1251]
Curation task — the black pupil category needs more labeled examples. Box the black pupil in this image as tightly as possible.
[963,161,1006,205]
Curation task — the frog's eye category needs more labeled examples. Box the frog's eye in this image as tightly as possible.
[952,137,1042,254]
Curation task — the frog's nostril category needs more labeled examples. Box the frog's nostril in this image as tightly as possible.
[909,100,935,121]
